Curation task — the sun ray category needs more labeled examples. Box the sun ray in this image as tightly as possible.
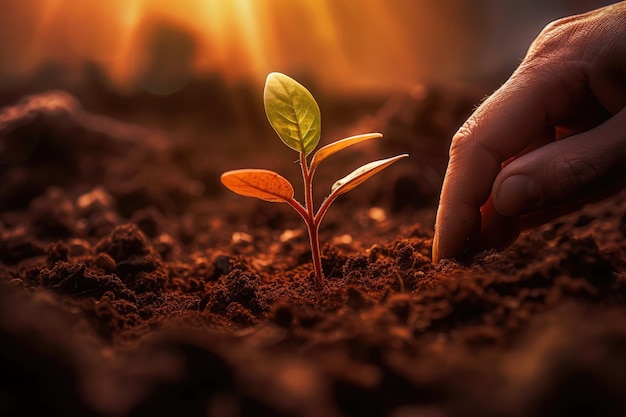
[0,1,460,93]
[231,0,266,79]
[29,0,63,64]
[108,0,144,90]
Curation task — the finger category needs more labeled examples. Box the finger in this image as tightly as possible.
[476,101,612,252]
[434,4,626,262]
[493,106,626,217]
[433,66,587,262]
[512,174,625,235]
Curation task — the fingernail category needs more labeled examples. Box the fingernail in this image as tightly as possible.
[432,232,439,263]
[495,175,540,215]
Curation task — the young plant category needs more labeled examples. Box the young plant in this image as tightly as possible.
[221,72,408,283]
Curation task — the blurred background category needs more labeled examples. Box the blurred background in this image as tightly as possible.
[0,0,618,132]
[0,0,621,245]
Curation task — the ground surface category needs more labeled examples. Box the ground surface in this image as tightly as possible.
[1,87,626,417]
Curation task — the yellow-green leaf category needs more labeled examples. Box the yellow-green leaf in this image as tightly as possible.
[264,72,321,156]
[221,169,294,203]
[330,154,409,197]
[310,133,383,173]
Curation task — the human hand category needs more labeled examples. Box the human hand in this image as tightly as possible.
[433,1,626,263]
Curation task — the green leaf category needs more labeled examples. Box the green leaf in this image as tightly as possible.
[310,133,383,174]
[330,154,409,197]
[264,72,321,156]
[220,169,294,203]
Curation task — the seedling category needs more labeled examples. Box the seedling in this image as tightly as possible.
[221,72,408,283]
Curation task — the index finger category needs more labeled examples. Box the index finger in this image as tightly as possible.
[432,62,587,262]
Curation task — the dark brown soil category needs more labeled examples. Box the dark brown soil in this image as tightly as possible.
[1,87,626,417]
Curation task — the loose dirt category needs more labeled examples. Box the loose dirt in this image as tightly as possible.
[1,87,625,417]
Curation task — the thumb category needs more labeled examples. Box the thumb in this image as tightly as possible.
[492,108,626,217]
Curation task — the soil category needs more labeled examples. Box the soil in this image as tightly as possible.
[1,85,626,417]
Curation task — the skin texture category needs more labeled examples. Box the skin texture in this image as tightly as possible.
[433,1,626,263]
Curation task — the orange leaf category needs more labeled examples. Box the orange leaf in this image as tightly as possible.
[221,169,294,203]
[310,133,382,173]
[330,154,408,197]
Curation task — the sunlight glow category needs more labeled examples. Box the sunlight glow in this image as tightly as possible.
[0,0,473,93]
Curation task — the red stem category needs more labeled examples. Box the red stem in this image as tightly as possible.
[314,192,339,226]
[300,152,324,284]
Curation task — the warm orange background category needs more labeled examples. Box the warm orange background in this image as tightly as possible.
[0,0,615,94]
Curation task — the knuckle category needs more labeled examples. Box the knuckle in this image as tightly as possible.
[449,113,505,167]
[551,153,599,196]
[449,118,478,158]
[514,16,592,91]
[528,18,579,59]
[540,16,573,38]
[526,12,599,64]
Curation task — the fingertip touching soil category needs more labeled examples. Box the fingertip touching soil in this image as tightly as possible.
[1,86,626,417]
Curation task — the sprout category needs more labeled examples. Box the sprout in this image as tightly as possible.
[221,72,408,283]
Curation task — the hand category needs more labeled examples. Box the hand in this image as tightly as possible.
[433,1,626,262]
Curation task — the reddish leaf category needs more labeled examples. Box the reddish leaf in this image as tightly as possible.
[221,169,294,203]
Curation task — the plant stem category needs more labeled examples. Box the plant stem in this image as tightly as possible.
[306,218,324,284]
[300,152,324,283]
[314,192,339,226]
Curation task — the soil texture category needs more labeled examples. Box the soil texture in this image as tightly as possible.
[1,87,626,417]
